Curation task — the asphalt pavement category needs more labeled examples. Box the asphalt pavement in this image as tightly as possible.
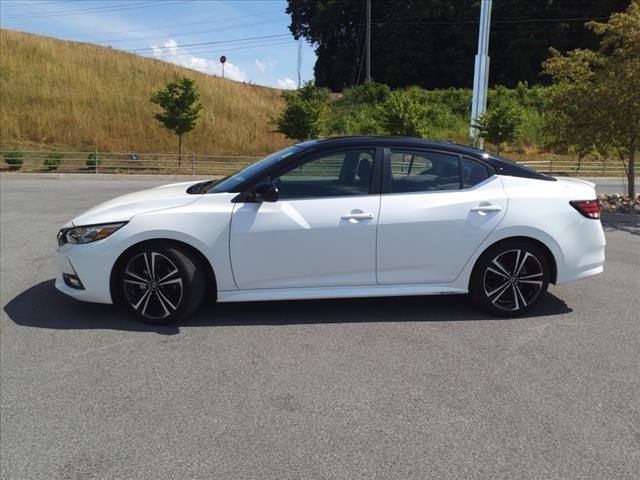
[1,175,639,479]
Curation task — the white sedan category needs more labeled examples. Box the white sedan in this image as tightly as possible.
[56,137,606,324]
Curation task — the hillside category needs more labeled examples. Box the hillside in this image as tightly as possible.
[0,29,290,155]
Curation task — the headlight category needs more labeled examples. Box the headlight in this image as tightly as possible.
[58,222,126,246]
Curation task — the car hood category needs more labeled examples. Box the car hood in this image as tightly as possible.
[70,181,202,226]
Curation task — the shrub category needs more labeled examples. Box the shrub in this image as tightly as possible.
[475,90,524,154]
[342,81,390,105]
[3,151,24,170]
[425,89,472,116]
[340,107,384,135]
[379,90,429,137]
[272,81,330,141]
[43,152,63,170]
[86,151,102,167]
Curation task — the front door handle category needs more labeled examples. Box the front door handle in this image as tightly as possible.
[470,204,502,213]
[342,212,374,221]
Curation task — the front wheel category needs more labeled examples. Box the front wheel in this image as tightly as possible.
[118,244,205,325]
[470,241,550,317]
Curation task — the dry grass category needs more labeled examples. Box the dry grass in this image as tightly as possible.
[0,29,292,155]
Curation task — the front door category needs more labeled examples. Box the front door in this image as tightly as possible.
[230,148,381,290]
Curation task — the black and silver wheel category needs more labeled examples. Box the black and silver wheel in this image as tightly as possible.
[118,244,205,325]
[470,241,550,317]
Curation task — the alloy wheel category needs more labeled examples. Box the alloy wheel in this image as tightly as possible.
[122,251,183,320]
[482,249,544,312]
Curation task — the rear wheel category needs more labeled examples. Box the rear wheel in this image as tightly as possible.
[118,244,205,325]
[470,241,550,317]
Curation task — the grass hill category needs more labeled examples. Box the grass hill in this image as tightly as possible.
[0,29,290,155]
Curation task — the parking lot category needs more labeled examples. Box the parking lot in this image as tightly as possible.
[1,175,639,479]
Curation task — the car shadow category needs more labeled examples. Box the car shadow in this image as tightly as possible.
[4,279,573,335]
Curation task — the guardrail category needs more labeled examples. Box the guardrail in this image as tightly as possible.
[0,150,628,177]
[0,150,262,176]
[519,159,627,176]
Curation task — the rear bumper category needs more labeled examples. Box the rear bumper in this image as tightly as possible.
[555,220,606,284]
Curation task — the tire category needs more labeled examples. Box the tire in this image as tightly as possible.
[117,243,205,325]
[470,240,550,317]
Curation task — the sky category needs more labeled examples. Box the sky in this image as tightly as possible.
[0,0,316,89]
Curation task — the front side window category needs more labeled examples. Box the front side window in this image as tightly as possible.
[267,149,376,199]
[210,145,301,193]
[390,150,460,193]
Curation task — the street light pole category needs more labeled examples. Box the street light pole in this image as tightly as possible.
[470,0,492,149]
[365,0,371,82]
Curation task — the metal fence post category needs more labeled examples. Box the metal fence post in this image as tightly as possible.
[95,149,98,174]
[549,158,553,175]
[191,153,195,176]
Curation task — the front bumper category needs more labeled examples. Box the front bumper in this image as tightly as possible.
[55,240,122,304]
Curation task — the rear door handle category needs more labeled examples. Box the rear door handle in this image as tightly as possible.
[470,205,502,213]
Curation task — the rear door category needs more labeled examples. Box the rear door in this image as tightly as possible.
[230,148,382,290]
[377,148,507,284]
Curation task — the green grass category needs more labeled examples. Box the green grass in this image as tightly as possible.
[0,29,292,155]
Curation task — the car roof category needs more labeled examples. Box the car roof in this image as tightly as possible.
[296,136,554,181]
[297,136,479,153]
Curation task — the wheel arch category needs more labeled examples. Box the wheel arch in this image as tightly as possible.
[110,238,217,305]
[471,236,558,286]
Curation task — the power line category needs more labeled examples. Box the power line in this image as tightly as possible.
[364,16,610,27]
[94,16,284,44]
[147,39,295,59]
[1,0,73,7]
[60,10,282,39]
[127,33,291,53]
[1,0,187,20]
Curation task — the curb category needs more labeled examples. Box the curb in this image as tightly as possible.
[0,172,220,181]
[601,212,639,225]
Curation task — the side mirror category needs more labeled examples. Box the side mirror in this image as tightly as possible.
[252,182,278,203]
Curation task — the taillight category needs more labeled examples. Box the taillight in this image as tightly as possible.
[570,199,600,219]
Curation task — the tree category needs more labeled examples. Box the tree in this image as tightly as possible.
[474,91,523,154]
[272,81,330,141]
[543,2,639,197]
[379,90,429,137]
[150,77,202,167]
[286,0,629,91]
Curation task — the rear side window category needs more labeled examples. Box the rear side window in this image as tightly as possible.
[389,150,491,193]
[462,158,490,187]
[390,150,460,193]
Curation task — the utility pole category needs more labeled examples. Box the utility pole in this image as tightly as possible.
[297,38,302,88]
[365,0,371,82]
[470,0,492,149]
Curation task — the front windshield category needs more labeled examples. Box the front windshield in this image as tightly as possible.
[210,146,302,193]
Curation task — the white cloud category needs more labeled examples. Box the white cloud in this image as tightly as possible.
[255,59,277,73]
[277,78,297,90]
[151,39,247,82]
